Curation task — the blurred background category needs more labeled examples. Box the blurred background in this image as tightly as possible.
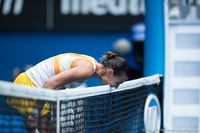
[0,0,200,132]
[0,0,145,87]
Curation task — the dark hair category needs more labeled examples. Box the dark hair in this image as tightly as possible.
[101,51,129,78]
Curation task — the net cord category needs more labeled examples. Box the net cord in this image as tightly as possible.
[0,74,161,101]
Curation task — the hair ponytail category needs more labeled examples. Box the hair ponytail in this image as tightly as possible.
[105,52,117,59]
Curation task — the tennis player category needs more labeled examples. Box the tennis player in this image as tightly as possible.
[7,51,129,133]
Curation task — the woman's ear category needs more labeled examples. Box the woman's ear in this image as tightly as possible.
[107,69,114,75]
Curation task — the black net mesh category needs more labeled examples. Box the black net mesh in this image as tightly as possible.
[0,96,56,133]
[60,82,163,133]
[0,77,163,133]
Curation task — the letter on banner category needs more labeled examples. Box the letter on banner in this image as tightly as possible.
[91,0,107,16]
[129,0,144,15]
[71,0,79,15]
[107,0,127,16]
[61,0,70,15]
[13,0,24,15]
[2,0,23,15]
[82,0,90,15]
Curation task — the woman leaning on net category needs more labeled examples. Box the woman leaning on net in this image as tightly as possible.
[7,51,129,133]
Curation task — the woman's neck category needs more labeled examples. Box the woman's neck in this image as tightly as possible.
[92,62,105,81]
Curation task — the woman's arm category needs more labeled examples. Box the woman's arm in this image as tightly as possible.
[42,60,94,90]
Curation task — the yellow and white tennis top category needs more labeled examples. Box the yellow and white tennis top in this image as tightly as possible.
[26,53,96,89]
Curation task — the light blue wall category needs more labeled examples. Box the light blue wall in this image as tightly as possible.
[0,31,130,87]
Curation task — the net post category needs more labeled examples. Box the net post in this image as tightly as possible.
[56,98,60,133]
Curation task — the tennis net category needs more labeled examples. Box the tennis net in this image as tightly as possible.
[0,74,163,133]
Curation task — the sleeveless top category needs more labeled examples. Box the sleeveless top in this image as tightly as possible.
[26,53,96,89]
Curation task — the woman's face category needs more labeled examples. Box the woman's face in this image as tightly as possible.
[102,69,128,88]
